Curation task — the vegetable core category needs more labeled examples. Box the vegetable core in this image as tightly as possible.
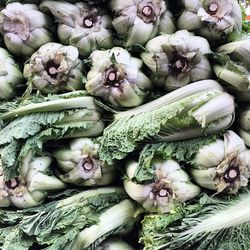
[5,178,19,189]
[45,60,60,79]
[138,5,155,23]
[83,15,96,28]
[81,157,94,171]
[207,2,218,15]
[153,184,173,198]
[223,166,240,183]
[3,16,29,40]
[170,55,189,74]
[104,67,124,88]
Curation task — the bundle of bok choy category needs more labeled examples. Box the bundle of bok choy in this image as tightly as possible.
[239,104,250,147]
[133,130,250,195]
[0,187,137,249]
[140,188,250,250]
[110,0,175,47]
[0,0,249,248]
[0,152,66,208]
[40,1,114,57]
[0,91,104,180]
[98,80,235,164]
[23,42,85,94]
[85,47,153,107]
[176,0,242,45]
[141,30,212,90]
[52,137,117,186]
[212,36,250,101]
[0,2,53,56]
[0,47,24,100]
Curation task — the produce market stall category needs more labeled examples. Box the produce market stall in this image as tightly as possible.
[0,0,250,249]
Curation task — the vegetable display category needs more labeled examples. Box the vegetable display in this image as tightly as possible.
[0,0,249,249]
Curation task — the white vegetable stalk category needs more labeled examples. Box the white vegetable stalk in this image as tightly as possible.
[0,152,66,208]
[217,37,250,69]
[141,30,212,91]
[97,239,135,250]
[40,1,113,57]
[176,190,250,244]
[71,199,136,249]
[124,160,201,213]
[23,43,84,94]
[111,0,175,47]
[213,37,250,100]
[86,47,153,107]
[177,0,242,43]
[190,131,250,194]
[239,106,250,148]
[53,138,117,186]
[0,47,23,100]
[0,2,53,56]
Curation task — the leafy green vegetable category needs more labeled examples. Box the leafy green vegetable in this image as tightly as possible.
[140,189,250,250]
[0,94,104,179]
[0,112,65,146]
[134,135,218,183]
[1,141,22,179]
[0,188,135,249]
[98,80,234,164]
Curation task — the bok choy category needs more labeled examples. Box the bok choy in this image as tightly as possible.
[140,189,250,250]
[141,30,212,91]
[190,130,250,194]
[53,138,117,186]
[0,187,137,249]
[40,1,113,57]
[23,42,84,94]
[212,36,250,101]
[0,2,53,56]
[0,152,66,208]
[98,80,235,164]
[239,104,250,147]
[134,131,250,195]
[0,91,104,179]
[85,47,153,107]
[97,239,135,250]
[110,0,175,47]
[124,159,201,213]
[177,0,242,45]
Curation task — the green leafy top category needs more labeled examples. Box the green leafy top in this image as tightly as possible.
[210,52,247,75]
[0,92,102,179]
[98,90,220,164]
[0,187,129,250]
[140,188,250,250]
[134,135,218,183]
[0,112,65,146]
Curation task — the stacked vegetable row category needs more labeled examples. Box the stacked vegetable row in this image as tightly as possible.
[0,0,250,249]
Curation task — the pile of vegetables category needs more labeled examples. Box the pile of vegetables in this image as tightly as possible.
[0,0,250,249]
